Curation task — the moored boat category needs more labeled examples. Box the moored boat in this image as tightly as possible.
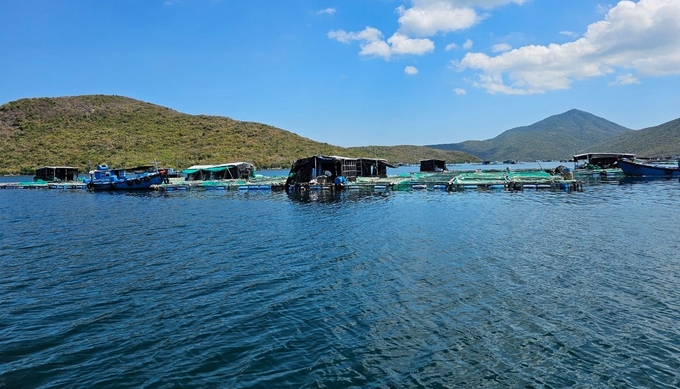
[617,158,680,177]
[84,164,166,190]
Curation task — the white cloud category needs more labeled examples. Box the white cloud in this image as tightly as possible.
[405,66,419,75]
[328,27,382,44]
[397,0,527,37]
[560,30,576,37]
[328,27,434,60]
[610,73,640,85]
[329,1,526,60]
[492,43,512,52]
[457,0,680,94]
[454,88,467,95]
[316,8,336,15]
[388,33,435,55]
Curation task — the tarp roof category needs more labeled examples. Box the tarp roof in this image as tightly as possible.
[182,162,253,174]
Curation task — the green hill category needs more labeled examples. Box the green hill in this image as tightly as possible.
[428,109,632,161]
[347,145,478,165]
[584,117,680,157]
[0,95,477,174]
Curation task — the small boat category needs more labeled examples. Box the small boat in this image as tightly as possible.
[617,158,680,177]
[84,164,166,190]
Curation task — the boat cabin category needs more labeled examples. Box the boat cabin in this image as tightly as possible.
[419,159,447,172]
[182,162,255,181]
[572,153,635,169]
[285,155,394,187]
[34,166,79,182]
[90,164,157,181]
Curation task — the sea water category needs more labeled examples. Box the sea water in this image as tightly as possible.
[1,176,679,388]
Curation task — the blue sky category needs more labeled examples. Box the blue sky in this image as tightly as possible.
[2,0,679,147]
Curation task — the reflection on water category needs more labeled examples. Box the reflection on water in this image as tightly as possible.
[1,178,679,388]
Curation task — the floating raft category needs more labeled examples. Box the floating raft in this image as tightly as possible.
[572,168,624,179]
[0,170,583,192]
[155,176,288,192]
[449,170,582,191]
[0,180,87,190]
[286,169,582,192]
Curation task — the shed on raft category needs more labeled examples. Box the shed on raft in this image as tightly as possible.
[285,155,394,187]
[419,159,447,172]
[358,158,394,177]
[34,166,79,182]
[182,162,255,181]
[572,153,635,169]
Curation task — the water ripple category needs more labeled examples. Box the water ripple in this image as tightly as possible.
[1,180,680,388]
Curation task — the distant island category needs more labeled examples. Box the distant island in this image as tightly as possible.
[1,95,678,175]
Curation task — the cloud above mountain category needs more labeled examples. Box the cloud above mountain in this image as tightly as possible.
[457,0,680,94]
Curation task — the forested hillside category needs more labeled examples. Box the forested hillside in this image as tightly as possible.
[0,95,476,174]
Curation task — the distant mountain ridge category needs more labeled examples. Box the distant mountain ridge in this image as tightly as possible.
[585,117,680,157]
[428,109,632,161]
[0,95,476,174]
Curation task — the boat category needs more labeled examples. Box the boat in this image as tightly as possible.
[617,158,680,177]
[83,164,166,190]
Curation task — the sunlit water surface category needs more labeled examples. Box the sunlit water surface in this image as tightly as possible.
[1,177,679,388]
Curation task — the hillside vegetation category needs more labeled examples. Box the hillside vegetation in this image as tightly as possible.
[428,109,632,161]
[0,95,476,174]
[585,117,680,157]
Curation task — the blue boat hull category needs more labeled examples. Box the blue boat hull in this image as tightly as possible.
[618,159,680,177]
[87,173,164,191]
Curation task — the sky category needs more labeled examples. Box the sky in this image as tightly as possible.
[2,0,680,147]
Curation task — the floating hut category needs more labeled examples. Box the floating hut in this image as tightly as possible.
[155,162,287,191]
[285,155,394,190]
[34,166,79,182]
[182,162,255,181]
[573,153,635,169]
[419,159,447,172]
[572,152,635,179]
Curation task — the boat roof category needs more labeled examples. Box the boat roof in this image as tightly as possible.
[35,166,79,169]
[573,152,635,159]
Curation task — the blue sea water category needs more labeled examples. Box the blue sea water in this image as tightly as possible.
[1,176,679,388]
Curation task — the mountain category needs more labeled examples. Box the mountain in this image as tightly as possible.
[428,109,632,161]
[584,117,680,157]
[0,95,477,174]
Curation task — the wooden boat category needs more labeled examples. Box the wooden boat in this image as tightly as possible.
[617,158,680,177]
[84,164,166,190]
